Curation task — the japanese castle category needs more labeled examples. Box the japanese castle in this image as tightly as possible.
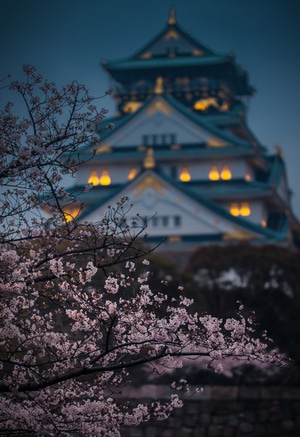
[66,8,300,249]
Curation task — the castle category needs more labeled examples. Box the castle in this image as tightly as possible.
[65,8,300,249]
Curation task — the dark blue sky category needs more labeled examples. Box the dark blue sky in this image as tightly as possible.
[1,0,300,218]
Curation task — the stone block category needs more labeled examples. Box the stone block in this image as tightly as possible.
[175,427,192,437]
[260,386,281,399]
[239,386,260,399]
[281,387,300,400]
[211,386,238,400]
[212,415,228,425]
[253,424,267,436]
[186,401,199,415]
[207,424,225,437]
[257,408,269,422]
[160,429,174,437]
[267,422,282,435]
[128,428,144,437]
[222,426,235,437]
[239,421,254,434]
[192,428,207,437]
[198,413,212,424]
[243,410,256,423]
[227,415,239,427]
[281,419,295,431]
[193,386,212,400]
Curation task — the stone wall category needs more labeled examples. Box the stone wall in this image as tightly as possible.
[120,385,300,437]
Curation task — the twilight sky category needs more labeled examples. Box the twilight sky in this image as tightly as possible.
[1,0,300,218]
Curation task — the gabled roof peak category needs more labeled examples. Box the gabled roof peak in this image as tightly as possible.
[168,6,176,25]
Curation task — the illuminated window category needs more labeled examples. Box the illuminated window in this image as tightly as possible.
[194,97,218,111]
[175,77,190,84]
[209,164,232,180]
[143,148,155,169]
[123,101,142,113]
[220,165,232,180]
[154,76,164,94]
[261,219,267,228]
[168,236,182,243]
[128,168,138,180]
[99,170,111,186]
[88,170,99,186]
[63,207,80,222]
[97,144,112,153]
[230,203,240,217]
[220,102,229,111]
[245,172,252,181]
[209,165,220,181]
[192,49,203,56]
[140,52,152,59]
[230,202,251,217]
[179,167,191,182]
[240,202,251,216]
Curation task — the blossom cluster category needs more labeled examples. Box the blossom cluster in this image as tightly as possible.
[0,242,286,435]
[0,69,287,436]
[0,65,108,245]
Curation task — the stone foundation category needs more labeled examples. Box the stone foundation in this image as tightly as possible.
[120,385,300,437]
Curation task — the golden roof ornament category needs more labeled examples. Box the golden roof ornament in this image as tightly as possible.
[275,144,284,159]
[154,76,164,94]
[143,148,155,169]
[168,6,176,25]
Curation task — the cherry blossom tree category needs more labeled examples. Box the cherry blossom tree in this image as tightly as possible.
[0,67,287,436]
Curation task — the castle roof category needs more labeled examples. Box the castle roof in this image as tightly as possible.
[63,8,300,248]
[73,167,289,244]
[102,8,253,96]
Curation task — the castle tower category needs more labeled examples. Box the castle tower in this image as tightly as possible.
[67,9,300,249]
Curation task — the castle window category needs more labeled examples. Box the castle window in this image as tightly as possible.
[194,97,219,111]
[209,164,232,180]
[180,167,191,182]
[162,216,169,227]
[88,170,99,186]
[220,165,232,180]
[63,207,80,222]
[142,135,149,146]
[128,168,138,180]
[230,202,251,217]
[152,216,159,227]
[161,134,166,145]
[170,166,178,178]
[122,101,142,113]
[142,134,177,146]
[150,215,181,228]
[261,219,267,228]
[167,46,177,57]
[175,77,190,85]
[209,165,220,181]
[99,170,111,186]
[168,236,182,243]
[174,216,181,227]
[230,203,240,216]
[240,202,251,216]
[131,217,139,228]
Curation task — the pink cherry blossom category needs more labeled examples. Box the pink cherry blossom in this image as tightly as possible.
[0,68,288,436]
